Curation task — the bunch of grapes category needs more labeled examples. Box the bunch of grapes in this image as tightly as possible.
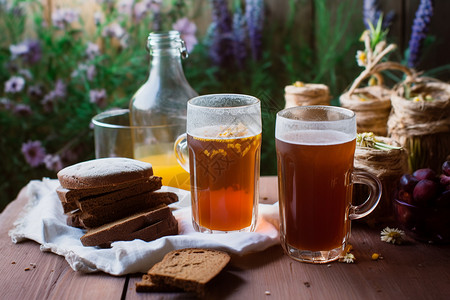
[395,160,450,243]
[397,161,450,208]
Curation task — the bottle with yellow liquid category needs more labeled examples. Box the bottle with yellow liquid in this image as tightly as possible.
[129,31,197,190]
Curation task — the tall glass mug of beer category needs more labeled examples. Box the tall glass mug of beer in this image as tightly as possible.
[174,94,262,233]
[276,106,381,263]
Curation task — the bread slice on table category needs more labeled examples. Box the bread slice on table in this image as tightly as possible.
[136,274,183,293]
[80,204,178,247]
[57,157,153,190]
[78,191,178,228]
[144,248,231,296]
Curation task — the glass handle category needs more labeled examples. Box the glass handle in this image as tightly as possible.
[174,133,190,173]
[349,169,382,220]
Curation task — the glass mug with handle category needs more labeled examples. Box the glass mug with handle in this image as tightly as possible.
[174,94,262,233]
[276,105,381,263]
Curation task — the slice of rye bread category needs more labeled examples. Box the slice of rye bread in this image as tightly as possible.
[57,176,163,214]
[80,205,178,247]
[147,248,231,296]
[66,210,84,228]
[56,176,160,205]
[57,157,153,190]
[136,274,183,293]
[78,191,178,228]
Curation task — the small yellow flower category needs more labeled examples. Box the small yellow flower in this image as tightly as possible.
[381,227,405,245]
[371,253,380,260]
[413,96,422,102]
[293,81,304,87]
[368,76,377,86]
[356,50,367,67]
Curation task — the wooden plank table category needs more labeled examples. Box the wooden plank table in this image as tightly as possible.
[1,176,449,299]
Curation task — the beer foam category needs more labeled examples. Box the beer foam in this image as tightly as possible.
[277,130,354,145]
[189,124,261,139]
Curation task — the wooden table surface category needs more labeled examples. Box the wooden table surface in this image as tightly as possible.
[1,176,449,300]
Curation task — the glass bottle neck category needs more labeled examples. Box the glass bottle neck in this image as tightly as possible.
[148,49,187,83]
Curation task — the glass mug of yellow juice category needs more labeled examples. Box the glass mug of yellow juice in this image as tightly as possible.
[92,109,190,190]
[174,94,262,233]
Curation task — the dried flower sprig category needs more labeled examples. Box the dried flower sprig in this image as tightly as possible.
[356,132,402,150]
[381,227,405,245]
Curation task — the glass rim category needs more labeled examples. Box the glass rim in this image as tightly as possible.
[276,105,355,123]
[188,93,260,109]
[92,109,185,129]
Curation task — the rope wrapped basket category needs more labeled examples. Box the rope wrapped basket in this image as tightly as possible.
[388,80,450,171]
[354,136,409,225]
[284,83,331,108]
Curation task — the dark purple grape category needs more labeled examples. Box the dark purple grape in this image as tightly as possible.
[443,161,450,176]
[399,174,419,193]
[435,190,450,208]
[440,174,450,187]
[413,168,436,181]
[413,179,438,206]
[398,189,413,204]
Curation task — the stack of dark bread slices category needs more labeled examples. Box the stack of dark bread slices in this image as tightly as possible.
[56,157,179,247]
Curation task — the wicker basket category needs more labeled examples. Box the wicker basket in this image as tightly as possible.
[388,81,450,172]
[340,85,392,136]
[284,83,331,108]
[354,136,409,226]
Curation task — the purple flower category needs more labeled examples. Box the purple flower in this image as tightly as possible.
[209,0,234,66]
[13,103,33,117]
[9,43,28,58]
[52,8,79,29]
[0,98,13,110]
[102,22,127,39]
[28,84,44,99]
[245,0,264,61]
[134,1,148,22]
[90,89,107,108]
[232,4,247,68]
[4,76,25,93]
[117,0,134,16]
[54,80,67,98]
[86,42,101,59]
[23,40,42,64]
[173,18,198,53]
[44,154,64,172]
[363,0,395,30]
[407,0,434,68]
[21,140,46,167]
[18,69,32,80]
[41,96,54,113]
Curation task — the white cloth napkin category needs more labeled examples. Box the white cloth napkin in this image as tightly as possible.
[9,178,280,275]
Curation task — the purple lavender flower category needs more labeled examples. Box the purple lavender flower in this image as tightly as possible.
[245,0,264,61]
[18,69,32,80]
[90,89,107,108]
[13,103,33,117]
[21,140,46,167]
[86,65,97,81]
[209,0,234,66]
[54,80,67,98]
[102,23,127,40]
[407,0,434,68]
[363,0,395,30]
[52,8,79,29]
[134,1,149,22]
[232,4,247,68]
[41,96,54,113]
[4,76,25,93]
[23,40,42,64]
[9,43,28,58]
[86,42,101,60]
[173,18,198,53]
[44,154,64,172]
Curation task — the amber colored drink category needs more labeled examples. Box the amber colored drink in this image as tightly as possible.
[188,127,261,232]
[276,130,356,251]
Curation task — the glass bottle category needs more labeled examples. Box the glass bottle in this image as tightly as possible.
[129,31,198,190]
